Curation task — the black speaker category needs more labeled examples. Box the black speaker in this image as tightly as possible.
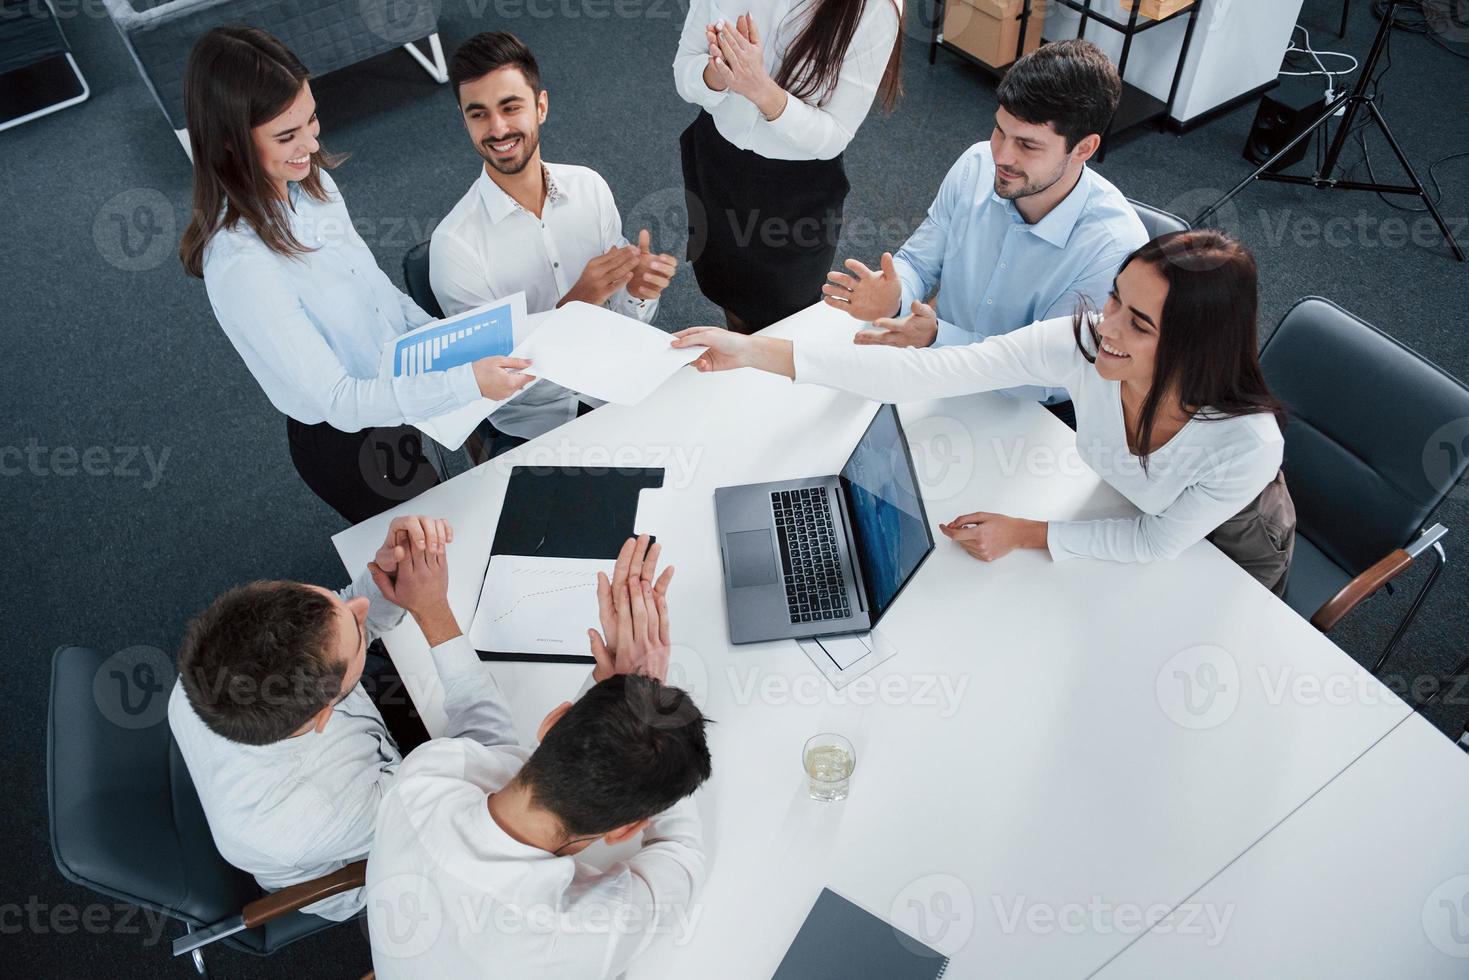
[1243,76,1331,172]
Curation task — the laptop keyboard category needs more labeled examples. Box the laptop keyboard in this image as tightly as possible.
[772,488,851,624]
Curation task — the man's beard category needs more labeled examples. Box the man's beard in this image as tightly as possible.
[994,156,1068,201]
[479,127,541,175]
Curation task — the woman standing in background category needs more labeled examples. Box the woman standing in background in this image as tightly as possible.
[674,0,903,333]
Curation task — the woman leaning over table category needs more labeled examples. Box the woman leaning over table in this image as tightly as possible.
[673,230,1298,594]
[178,27,533,524]
[674,0,903,334]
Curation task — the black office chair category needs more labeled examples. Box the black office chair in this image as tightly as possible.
[402,240,445,319]
[1261,298,1469,673]
[1127,198,1190,241]
[47,646,366,976]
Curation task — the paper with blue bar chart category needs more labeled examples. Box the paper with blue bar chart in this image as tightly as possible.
[380,294,532,451]
[386,293,526,379]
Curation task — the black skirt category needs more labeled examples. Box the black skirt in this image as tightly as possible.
[286,417,440,525]
[679,110,850,332]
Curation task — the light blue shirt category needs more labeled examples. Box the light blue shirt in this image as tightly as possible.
[203,170,481,431]
[893,141,1147,403]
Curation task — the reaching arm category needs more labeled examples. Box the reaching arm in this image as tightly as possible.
[595,795,706,977]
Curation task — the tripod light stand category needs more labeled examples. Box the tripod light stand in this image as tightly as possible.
[1195,0,1464,261]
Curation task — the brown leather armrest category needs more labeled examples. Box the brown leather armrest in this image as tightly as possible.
[1310,549,1414,632]
[241,860,367,929]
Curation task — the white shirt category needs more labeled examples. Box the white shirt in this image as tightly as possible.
[793,316,1285,564]
[203,170,481,430]
[366,736,705,979]
[674,0,901,160]
[431,163,654,440]
[169,570,515,920]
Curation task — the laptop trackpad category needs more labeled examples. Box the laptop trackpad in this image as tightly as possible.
[726,529,778,588]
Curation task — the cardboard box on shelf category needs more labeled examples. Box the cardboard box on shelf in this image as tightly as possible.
[941,0,1045,69]
[1118,0,1195,19]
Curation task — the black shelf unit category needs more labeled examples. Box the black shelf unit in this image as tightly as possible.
[927,0,1036,79]
[1048,0,1204,161]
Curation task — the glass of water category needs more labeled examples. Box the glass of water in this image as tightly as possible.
[804,733,856,802]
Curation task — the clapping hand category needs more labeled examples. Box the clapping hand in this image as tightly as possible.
[590,534,674,682]
[563,244,641,308]
[823,252,904,323]
[707,14,786,118]
[855,300,941,348]
[627,229,678,301]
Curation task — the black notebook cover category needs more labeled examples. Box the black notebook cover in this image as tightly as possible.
[476,465,664,663]
[772,888,950,980]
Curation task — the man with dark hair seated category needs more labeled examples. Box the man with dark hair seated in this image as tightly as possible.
[168,516,512,920]
[366,535,711,979]
[821,38,1148,426]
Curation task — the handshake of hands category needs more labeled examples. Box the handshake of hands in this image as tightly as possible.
[364,518,674,681]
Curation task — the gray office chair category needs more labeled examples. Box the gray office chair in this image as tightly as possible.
[1261,298,1469,673]
[47,645,366,976]
[402,240,445,319]
[1127,198,1190,241]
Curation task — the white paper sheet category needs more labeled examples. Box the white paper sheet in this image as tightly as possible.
[508,302,704,405]
[402,306,548,451]
[468,555,615,656]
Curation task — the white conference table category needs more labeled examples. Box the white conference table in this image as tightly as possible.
[333,302,1414,978]
[1091,711,1469,979]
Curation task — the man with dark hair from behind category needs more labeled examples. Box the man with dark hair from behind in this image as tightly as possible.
[821,38,1147,427]
[366,535,712,979]
[168,515,516,920]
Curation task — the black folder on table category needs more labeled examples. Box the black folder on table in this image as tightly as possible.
[772,888,950,980]
[477,465,664,663]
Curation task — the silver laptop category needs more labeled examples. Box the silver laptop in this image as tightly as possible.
[715,404,935,644]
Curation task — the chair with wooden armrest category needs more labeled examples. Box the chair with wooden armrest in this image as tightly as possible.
[173,860,366,960]
[47,645,366,977]
[1260,298,1469,673]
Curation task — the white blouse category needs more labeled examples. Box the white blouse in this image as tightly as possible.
[673,0,901,161]
[792,316,1285,564]
[202,170,480,431]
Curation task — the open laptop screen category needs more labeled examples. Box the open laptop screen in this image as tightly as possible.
[839,405,934,624]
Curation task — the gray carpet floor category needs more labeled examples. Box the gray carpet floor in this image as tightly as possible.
[5,0,1466,975]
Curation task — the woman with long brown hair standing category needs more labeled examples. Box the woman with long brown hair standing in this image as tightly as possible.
[179,27,534,524]
[674,0,903,333]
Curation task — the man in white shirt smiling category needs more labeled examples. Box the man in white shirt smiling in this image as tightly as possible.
[365,536,711,980]
[431,32,679,447]
[169,515,510,920]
